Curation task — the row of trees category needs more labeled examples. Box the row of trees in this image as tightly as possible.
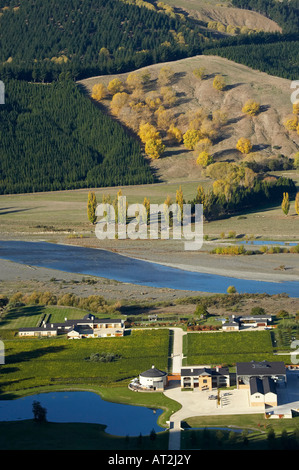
[87,172,297,227]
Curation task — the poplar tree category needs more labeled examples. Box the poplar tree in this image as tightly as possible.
[281,192,290,215]
[87,191,97,224]
[295,192,299,215]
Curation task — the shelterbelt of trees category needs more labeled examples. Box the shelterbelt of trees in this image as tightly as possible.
[0,80,154,194]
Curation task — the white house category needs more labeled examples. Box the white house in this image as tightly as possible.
[138,365,168,391]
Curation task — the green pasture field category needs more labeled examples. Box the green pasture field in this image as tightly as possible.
[183,330,289,365]
[0,329,170,396]
[0,304,123,333]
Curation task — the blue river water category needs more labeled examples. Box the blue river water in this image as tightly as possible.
[0,240,298,297]
[0,391,164,435]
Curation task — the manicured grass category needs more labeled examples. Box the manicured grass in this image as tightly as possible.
[0,329,170,394]
[184,330,285,366]
[0,305,94,330]
[181,414,299,450]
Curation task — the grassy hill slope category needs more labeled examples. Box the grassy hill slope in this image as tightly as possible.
[80,54,299,183]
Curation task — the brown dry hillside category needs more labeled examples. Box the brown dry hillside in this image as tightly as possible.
[165,0,282,33]
[79,55,299,183]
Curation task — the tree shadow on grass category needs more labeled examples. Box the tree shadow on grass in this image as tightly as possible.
[6,346,66,365]
[0,305,45,328]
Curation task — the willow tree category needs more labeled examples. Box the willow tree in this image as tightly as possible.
[87,191,97,224]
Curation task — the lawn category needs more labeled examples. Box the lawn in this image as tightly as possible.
[0,329,170,395]
[181,414,299,450]
[0,305,95,331]
[183,330,287,366]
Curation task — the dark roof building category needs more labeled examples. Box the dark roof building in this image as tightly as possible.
[236,360,286,388]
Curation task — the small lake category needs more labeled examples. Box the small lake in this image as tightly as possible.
[0,391,164,436]
[0,240,298,297]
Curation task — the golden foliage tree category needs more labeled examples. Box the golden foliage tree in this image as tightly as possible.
[156,107,175,130]
[157,66,174,86]
[110,92,129,115]
[196,151,214,168]
[160,86,177,107]
[194,185,205,206]
[145,92,162,110]
[192,67,206,80]
[126,72,144,91]
[167,124,183,144]
[236,137,252,154]
[281,192,290,215]
[175,185,184,217]
[138,122,161,143]
[145,138,165,159]
[293,103,299,115]
[91,83,107,101]
[194,138,212,154]
[295,192,299,215]
[213,75,226,91]
[87,191,97,225]
[242,99,260,116]
[183,129,202,150]
[283,115,298,131]
[107,78,124,95]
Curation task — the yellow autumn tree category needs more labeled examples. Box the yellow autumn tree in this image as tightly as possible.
[194,138,212,154]
[183,129,202,150]
[145,92,162,110]
[91,83,107,101]
[160,86,177,107]
[175,185,184,218]
[236,137,252,154]
[293,103,299,115]
[138,123,161,143]
[156,107,175,130]
[110,92,129,115]
[283,115,298,131]
[295,192,299,215]
[281,192,290,215]
[192,67,206,80]
[145,138,165,159]
[242,99,260,116]
[213,75,226,91]
[196,151,214,168]
[167,124,183,144]
[157,66,174,86]
[107,78,124,95]
[213,179,233,201]
[126,72,144,91]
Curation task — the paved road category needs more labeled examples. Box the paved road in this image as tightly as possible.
[170,327,186,374]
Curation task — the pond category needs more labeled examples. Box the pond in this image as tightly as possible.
[0,391,164,436]
[0,240,298,297]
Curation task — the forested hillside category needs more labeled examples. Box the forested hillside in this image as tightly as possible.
[202,0,299,79]
[0,0,206,81]
[0,80,154,194]
[231,0,299,33]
